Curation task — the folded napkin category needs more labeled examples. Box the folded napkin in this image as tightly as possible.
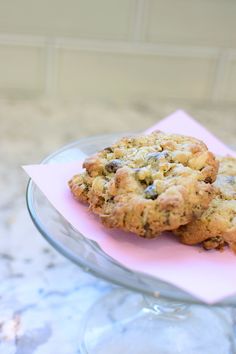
[24,110,236,304]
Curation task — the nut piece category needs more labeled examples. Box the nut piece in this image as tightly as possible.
[203,236,225,250]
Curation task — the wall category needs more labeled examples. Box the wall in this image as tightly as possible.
[0,0,235,103]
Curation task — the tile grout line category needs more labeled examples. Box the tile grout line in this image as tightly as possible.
[211,50,230,102]
[55,38,219,58]
[0,33,225,58]
[132,0,148,42]
[44,39,58,97]
[0,34,236,59]
[0,34,46,47]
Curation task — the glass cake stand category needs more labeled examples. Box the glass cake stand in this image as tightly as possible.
[26,134,236,354]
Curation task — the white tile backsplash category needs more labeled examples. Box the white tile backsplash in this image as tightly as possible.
[0,0,235,103]
[222,59,236,102]
[147,0,236,47]
[0,44,45,96]
[57,49,217,101]
[0,0,135,40]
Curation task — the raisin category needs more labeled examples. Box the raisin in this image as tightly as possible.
[104,147,113,153]
[133,168,142,173]
[226,176,236,185]
[204,176,213,183]
[144,184,158,200]
[105,159,123,173]
[146,150,169,162]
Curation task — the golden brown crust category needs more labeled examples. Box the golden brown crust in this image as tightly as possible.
[175,157,236,252]
[69,131,218,237]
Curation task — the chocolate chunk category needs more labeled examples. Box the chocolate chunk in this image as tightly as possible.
[144,184,158,200]
[105,159,123,173]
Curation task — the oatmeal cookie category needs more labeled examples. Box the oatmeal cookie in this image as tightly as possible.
[175,157,236,252]
[69,131,218,238]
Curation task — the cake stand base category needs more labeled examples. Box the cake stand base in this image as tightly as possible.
[79,288,235,354]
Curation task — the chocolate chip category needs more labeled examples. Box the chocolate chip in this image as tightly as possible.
[144,184,158,200]
[146,150,169,161]
[105,159,123,173]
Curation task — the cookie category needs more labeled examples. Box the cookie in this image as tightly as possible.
[69,131,218,238]
[175,157,236,252]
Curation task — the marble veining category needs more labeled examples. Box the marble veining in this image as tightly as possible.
[0,98,236,353]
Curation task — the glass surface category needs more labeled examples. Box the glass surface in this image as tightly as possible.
[26,133,236,306]
[79,288,236,354]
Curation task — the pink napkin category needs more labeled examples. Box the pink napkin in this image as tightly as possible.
[24,110,236,304]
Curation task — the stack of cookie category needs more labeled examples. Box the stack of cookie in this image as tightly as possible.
[69,131,236,253]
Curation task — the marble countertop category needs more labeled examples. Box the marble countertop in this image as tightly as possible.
[1,98,236,353]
